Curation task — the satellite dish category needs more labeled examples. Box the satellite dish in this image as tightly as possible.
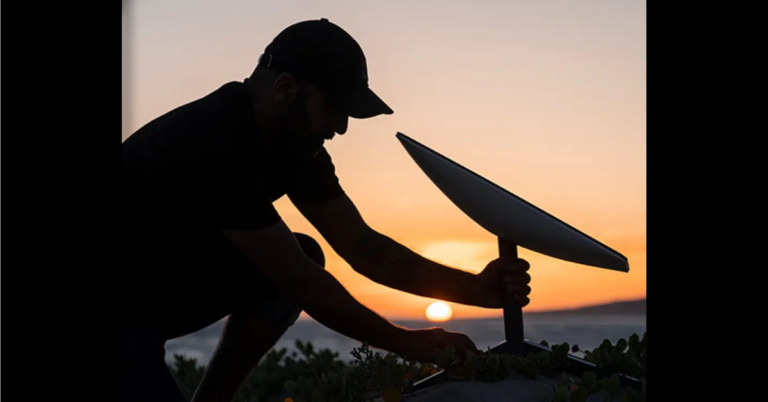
[396,132,628,273]
[395,132,639,392]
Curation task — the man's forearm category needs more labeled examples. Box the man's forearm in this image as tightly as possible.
[346,228,482,305]
[289,260,410,352]
[220,226,411,354]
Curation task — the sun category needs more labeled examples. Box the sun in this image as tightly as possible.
[425,302,453,322]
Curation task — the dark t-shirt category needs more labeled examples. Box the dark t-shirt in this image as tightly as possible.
[121,79,345,233]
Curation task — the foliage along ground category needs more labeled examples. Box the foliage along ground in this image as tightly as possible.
[169,332,646,402]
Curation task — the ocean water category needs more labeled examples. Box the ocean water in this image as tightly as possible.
[164,314,646,365]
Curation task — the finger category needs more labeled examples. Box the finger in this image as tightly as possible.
[510,285,531,296]
[456,339,471,361]
[457,339,478,362]
[506,259,530,272]
[468,338,479,352]
[462,334,478,352]
[508,272,531,285]
[453,334,475,349]
[507,284,531,298]
[515,295,530,307]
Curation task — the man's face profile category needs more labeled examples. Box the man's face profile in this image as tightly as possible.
[273,74,348,160]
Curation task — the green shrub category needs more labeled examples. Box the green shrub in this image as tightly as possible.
[168,332,646,402]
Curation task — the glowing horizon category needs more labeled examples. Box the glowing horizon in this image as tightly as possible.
[124,0,646,322]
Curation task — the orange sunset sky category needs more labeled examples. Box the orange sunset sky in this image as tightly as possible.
[122,0,646,320]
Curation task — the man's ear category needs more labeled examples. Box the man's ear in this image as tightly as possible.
[272,73,300,104]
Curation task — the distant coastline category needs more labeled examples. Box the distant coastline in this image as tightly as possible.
[295,298,647,324]
[528,298,646,315]
[438,298,647,323]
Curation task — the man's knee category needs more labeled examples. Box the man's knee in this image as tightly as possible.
[294,233,325,269]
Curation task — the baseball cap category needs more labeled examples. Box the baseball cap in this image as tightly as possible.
[257,18,393,119]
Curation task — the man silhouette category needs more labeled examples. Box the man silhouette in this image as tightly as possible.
[121,18,532,402]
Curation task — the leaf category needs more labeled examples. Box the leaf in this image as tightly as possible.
[592,379,605,393]
[571,386,589,402]
[523,360,538,380]
[433,350,447,368]
[580,371,597,390]
[464,355,477,371]
[490,353,500,368]
[554,385,567,402]
[284,380,300,396]
[538,351,551,367]
[606,373,620,394]
[382,387,401,402]
[500,353,512,372]
[421,364,433,376]
[311,390,327,402]
[512,357,526,374]
[598,350,615,366]
[629,334,640,351]
[616,338,628,353]
[540,340,549,347]
[377,366,393,388]
[552,344,569,365]
[609,347,619,362]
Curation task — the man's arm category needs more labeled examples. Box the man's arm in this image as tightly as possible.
[194,214,482,402]
[219,220,410,350]
[290,194,485,306]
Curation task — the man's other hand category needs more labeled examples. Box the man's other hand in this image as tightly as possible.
[475,257,531,308]
[396,327,479,364]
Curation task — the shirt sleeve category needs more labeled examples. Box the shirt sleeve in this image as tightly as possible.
[285,146,346,203]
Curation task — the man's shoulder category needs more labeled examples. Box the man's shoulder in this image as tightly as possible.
[123,80,251,147]
[122,79,257,186]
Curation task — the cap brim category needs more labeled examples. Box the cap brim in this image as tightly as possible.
[335,87,393,119]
